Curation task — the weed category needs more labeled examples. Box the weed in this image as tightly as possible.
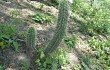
[0,24,19,51]
[18,31,26,39]
[72,64,81,70]
[0,64,4,70]
[32,12,54,24]
[35,48,68,70]
[21,62,28,70]
[11,18,24,25]
[64,36,76,49]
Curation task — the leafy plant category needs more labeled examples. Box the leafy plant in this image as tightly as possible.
[13,41,19,51]
[72,64,81,70]
[35,48,68,70]
[0,24,19,51]
[0,64,4,70]
[18,31,26,39]
[64,37,76,49]
[21,62,28,70]
[32,12,53,24]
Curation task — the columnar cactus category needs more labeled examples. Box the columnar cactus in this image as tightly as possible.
[45,0,69,54]
[26,27,36,50]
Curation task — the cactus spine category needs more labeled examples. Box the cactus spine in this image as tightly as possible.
[45,0,69,54]
[26,27,36,50]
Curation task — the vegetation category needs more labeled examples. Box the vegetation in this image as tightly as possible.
[0,0,110,70]
[89,36,110,69]
[71,0,110,69]
[72,0,110,36]
[0,64,4,70]
[35,48,68,70]
[64,37,76,49]
[32,12,54,24]
[0,24,19,51]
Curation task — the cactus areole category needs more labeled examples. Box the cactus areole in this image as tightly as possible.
[45,0,69,54]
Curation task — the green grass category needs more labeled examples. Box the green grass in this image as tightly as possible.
[88,36,110,69]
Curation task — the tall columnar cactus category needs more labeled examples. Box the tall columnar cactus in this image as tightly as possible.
[45,0,69,54]
[26,27,36,50]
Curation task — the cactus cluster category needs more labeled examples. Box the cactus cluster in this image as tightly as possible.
[26,0,69,55]
[45,0,69,54]
[26,27,36,50]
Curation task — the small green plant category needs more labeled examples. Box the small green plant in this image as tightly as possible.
[0,64,4,70]
[26,27,36,50]
[32,12,53,24]
[18,31,26,39]
[21,62,28,70]
[72,64,81,70]
[39,4,44,9]
[11,18,24,25]
[0,24,19,51]
[35,48,68,70]
[64,37,76,49]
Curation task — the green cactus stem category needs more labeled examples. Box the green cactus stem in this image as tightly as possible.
[45,0,69,54]
[26,27,36,50]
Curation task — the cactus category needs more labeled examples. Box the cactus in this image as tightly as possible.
[26,27,36,50]
[45,0,69,54]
